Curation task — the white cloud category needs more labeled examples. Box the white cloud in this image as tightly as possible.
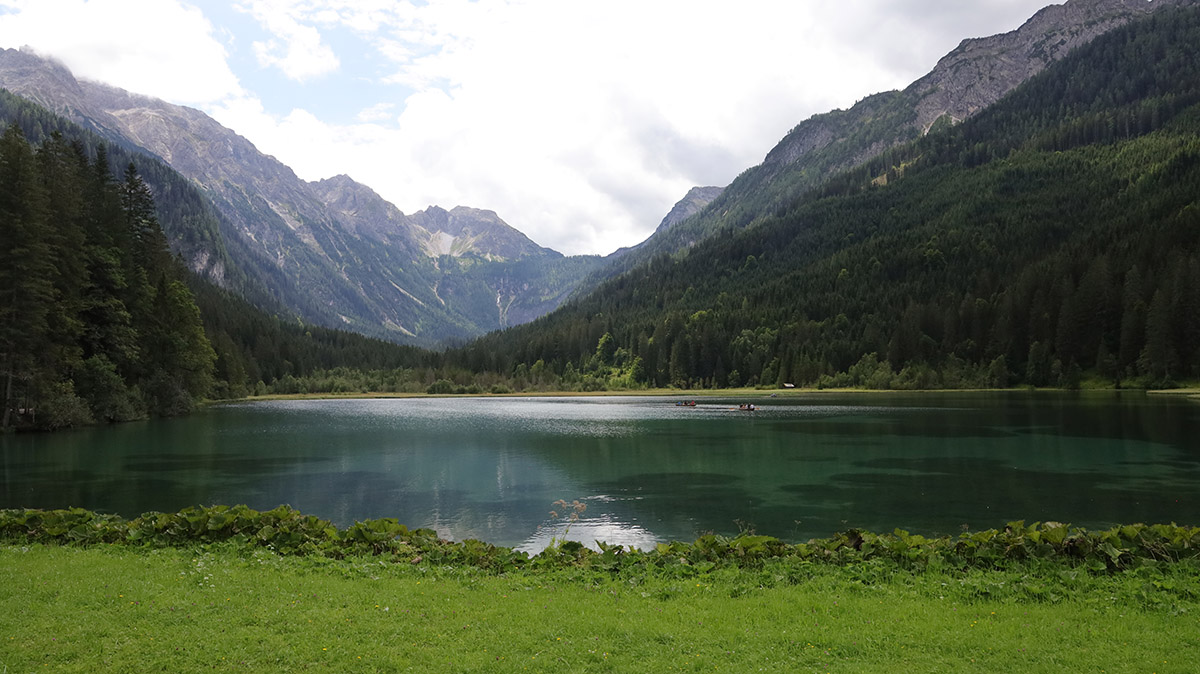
[356,101,396,123]
[0,0,241,105]
[408,1,906,253]
[814,0,1054,77]
[237,0,340,81]
[207,0,916,255]
[1,0,1062,256]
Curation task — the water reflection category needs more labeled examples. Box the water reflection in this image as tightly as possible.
[517,519,661,555]
[2,393,1198,550]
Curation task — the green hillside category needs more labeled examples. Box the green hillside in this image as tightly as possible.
[457,7,1200,391]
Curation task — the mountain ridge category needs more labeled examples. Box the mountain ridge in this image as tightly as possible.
[455,5,1200,391]
[4,0,1190,348]
[0,47,603,345]
[602,0,1198,283]
[654,186,725,235]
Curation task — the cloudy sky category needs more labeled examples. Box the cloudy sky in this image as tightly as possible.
[0,0,1053,255]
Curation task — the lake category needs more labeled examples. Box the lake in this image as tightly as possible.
[2,392,1198,552]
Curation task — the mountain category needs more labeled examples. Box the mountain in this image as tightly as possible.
[4,0,1187,353]
[0,88,447,409]
[457,5,1200,390]
[595,0,1199,282]
[0,49,602,346]
[653,186,725,236]
[408,205,550,261]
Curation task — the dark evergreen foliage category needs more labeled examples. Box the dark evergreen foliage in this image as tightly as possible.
[0,127,215,429]
[0,89,245,295]
[189,280,437,399]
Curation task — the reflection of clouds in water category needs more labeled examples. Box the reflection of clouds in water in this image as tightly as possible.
[516,518,662,555]
[245,397,971,442]
[20,394,1200,548]
[266,397,663,437]
[518,419,634,437]
[766,404,969,418]
[251,397,954,428]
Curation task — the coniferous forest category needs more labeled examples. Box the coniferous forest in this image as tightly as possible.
[0,127,215,429]
[4,7,1200,431]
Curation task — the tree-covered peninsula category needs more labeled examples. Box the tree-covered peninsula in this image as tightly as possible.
[0,126,215,430]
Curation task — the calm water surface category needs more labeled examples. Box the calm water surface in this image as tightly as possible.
[3,392,1198,551]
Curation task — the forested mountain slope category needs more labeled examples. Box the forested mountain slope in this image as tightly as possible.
[457,7,1200,390]
[0,92,440,414]
[0,50,603,346]
[589,0,1197,287]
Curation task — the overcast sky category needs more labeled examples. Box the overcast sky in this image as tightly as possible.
[0,0,1055,255]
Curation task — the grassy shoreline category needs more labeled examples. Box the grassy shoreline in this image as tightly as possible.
[3,543,1198,673]
[4,508,1198,670]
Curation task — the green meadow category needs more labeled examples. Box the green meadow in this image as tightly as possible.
[3,541,1198,673]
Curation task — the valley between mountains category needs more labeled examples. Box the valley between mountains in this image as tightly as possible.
[3,0,1200,428]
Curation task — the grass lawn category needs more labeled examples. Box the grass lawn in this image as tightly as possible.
[3,544,1197,673]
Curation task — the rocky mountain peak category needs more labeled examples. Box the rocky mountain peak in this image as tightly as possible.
[909,0,1185,132]
[765,0,1196,171]
[0,48,602,344]
[0,47,87,114]
[308,174,418,247]
[409,205,554,261]
[655,186,725,235]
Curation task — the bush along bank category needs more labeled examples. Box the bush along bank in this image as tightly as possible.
[2,505,1198,576]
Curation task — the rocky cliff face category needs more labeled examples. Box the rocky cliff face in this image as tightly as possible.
[308,174,414,244]
[409,206,553,261]
[766,0,1196,171]
[0,48,600,344]
[912,0,1179,131]
[654,186,725,235]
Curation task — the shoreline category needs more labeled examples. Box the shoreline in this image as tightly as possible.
[219,385,1193,404]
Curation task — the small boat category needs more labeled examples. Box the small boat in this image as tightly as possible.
[736,403,757,411]
[676,400,697,407]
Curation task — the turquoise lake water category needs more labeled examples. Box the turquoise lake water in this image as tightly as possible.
[3,392,1198,551]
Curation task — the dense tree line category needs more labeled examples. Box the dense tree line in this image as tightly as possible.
[192,281,438,399]
[452,7,1200,391]
[0,127,215,429]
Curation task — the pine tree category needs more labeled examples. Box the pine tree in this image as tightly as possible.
[1118,266,1146,374]
[35,134,89,378]
[78,146,139,373]
[0,125,55,429]
[1139,286,1178,384]
[120,162,171,277]
[142,277,216,415]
